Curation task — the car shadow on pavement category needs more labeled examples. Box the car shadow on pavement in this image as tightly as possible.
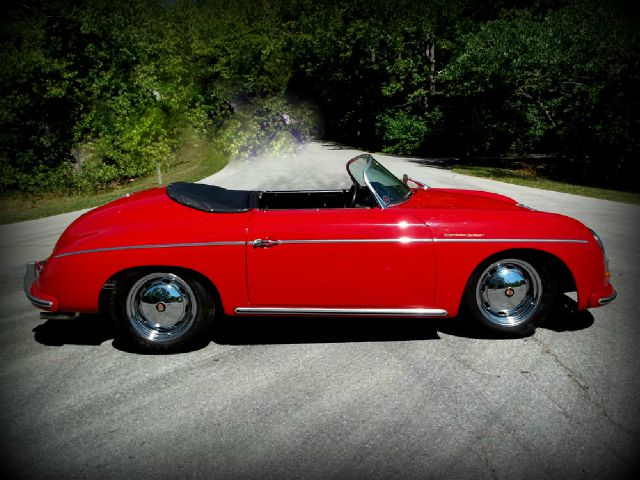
[434,295,594,340]
[33,314,114,347]
[31,296,594,350]
[540,295,595,333]
[32,314,444,350]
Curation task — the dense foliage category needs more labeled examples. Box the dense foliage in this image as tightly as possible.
[1,0,637,194]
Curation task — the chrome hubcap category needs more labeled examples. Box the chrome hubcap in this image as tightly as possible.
[126,273,197,342]
[475,259,542,327]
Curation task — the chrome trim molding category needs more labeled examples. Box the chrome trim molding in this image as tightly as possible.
[53,237,588,259]
[234,307,448,316]
[434,238,588,244]
[275,238,434,245]
[55,241,246,258]
[27,292,54,309]
[516,203,537,211]
[24,261,54,308]
[598,290,617,306]
[258,237,587,245]
[589,228,606,253]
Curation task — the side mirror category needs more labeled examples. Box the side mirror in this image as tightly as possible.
[402,174,429,190]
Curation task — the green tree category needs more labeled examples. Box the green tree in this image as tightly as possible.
[1,0,637,195]
[439,0,639,187]
[0,0,91,192]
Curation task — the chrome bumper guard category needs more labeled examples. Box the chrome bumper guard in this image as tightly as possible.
[24,261,53,309]
[598,289,617,306]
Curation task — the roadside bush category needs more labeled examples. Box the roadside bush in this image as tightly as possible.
[1,162,73,196]
[1,157,121,197]
[213,97,320,160]
[93,106,174,180]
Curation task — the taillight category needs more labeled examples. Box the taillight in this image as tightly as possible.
[35,260,46,274]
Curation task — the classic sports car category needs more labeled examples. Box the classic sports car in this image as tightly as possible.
[24,154,616,351]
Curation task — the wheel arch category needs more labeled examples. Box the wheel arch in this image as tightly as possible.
[98,265,222,316]
[457,248,565,335]
[467,248,576,290]
[455,247,577,316]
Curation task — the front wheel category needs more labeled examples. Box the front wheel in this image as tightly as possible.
[463,257,552,336]
[111,271,215,352]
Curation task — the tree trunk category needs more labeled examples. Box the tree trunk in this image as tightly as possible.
[425,32,436,108]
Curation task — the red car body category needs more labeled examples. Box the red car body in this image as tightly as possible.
[25,154,615,350]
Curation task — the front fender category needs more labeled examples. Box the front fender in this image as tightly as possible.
[36,243,248,314]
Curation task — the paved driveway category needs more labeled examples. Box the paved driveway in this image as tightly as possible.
[1,142,638,478]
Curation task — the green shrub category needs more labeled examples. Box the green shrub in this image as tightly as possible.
[378,109,443,155]
[213,97,320,160]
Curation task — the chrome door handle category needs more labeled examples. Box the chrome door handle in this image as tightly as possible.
[252,239,281,248]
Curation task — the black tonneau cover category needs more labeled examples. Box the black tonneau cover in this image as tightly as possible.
[166,182,258,213]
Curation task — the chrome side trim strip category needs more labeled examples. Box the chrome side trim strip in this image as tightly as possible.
[54,241,245,258]
[53,237,588,258]
[275,238,434,245]
[255,238,586,245]
[433,238,588,244]
[598,290,617,306]
[234,307,448,316]
[259,238,586,245]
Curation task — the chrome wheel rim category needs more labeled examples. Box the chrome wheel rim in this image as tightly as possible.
[126,273,197,343]
[475,259,542,327]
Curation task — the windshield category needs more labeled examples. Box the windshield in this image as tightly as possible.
[347,154,411,208]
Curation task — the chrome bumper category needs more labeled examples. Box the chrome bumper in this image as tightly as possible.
[24,261,53,309]
[598,289,617,306]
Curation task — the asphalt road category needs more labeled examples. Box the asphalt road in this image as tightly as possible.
[1,142,639,479]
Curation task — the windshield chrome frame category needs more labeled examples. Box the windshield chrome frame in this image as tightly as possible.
[347,154,412,209]
[363,161,386,207]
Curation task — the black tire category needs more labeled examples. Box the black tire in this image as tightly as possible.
[111,270,215,352]
[462,255,554,336]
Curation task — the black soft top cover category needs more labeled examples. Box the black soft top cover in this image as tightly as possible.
[166,182,258,213]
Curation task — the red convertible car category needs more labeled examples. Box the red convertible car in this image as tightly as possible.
[24,154,616,351]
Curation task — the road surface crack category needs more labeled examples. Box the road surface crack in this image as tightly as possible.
[478,439,500,480]
[532,337,636,438]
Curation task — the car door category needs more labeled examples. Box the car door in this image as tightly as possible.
[246,207,436,308]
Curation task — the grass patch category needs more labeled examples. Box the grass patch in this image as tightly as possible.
[0,133,228,224]
[452,165,640,205]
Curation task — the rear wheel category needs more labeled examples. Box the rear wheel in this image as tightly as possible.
[111,271,214,352]
[463,256,553,336]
